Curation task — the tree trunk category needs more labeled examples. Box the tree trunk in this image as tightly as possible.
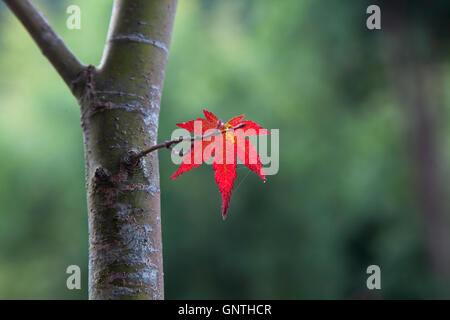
[81,0,177,299]
[3,0,177,299]
[382,2,450,279]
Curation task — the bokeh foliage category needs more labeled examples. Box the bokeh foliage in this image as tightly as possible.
[0,0,449,299]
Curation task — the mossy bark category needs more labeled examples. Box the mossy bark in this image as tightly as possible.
[75,0,177,299]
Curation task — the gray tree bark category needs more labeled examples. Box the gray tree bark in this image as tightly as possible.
[3,0,178,299]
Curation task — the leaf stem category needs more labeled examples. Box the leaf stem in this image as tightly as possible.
[133,122,246,160]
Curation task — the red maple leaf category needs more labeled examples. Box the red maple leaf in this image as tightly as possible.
[171,110,269,220]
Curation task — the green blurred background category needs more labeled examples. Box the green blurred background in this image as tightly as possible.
[1,0,450,299]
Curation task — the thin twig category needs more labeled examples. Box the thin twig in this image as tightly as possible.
[3,0,85,87]
[133,123,246,160]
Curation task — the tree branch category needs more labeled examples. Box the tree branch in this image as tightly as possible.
[133,123,247,161]
[2,0,85,88]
